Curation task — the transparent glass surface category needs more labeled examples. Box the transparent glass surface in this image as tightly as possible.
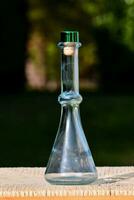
[45,41,97,185]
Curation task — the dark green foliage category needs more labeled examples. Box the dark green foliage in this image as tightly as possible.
[0,92,133,166]
[27,0,134,91]
[1,0,134,91]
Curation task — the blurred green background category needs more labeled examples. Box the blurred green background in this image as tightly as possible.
[0,0,134,167]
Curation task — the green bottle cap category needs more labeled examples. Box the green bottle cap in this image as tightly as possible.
[60,31,79,42]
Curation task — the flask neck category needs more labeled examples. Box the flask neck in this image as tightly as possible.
[58,42,81,93]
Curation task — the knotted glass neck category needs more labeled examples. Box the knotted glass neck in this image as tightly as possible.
[58,42,82,106]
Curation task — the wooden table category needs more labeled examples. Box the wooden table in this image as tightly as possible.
[0,167,133,200]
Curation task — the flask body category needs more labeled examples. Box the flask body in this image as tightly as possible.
[45,104,97,185]
[45,31,97,185]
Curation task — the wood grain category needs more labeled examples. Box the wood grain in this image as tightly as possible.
[0,167,133,199]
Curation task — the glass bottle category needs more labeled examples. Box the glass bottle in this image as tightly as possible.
[45,31,97,185]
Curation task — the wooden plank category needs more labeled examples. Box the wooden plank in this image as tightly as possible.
[0,167,133,198]
[0,197,133,200]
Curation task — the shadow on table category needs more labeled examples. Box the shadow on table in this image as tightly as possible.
[92,172,134,185]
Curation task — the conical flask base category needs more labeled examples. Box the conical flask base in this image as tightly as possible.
[45,172,97,185]
[45,106,97,185]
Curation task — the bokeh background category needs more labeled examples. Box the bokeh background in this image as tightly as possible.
[0,0,134,167]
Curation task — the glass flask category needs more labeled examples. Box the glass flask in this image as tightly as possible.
[45,31,97,185]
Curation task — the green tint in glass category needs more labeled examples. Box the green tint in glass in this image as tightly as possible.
[60,31,79,42]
